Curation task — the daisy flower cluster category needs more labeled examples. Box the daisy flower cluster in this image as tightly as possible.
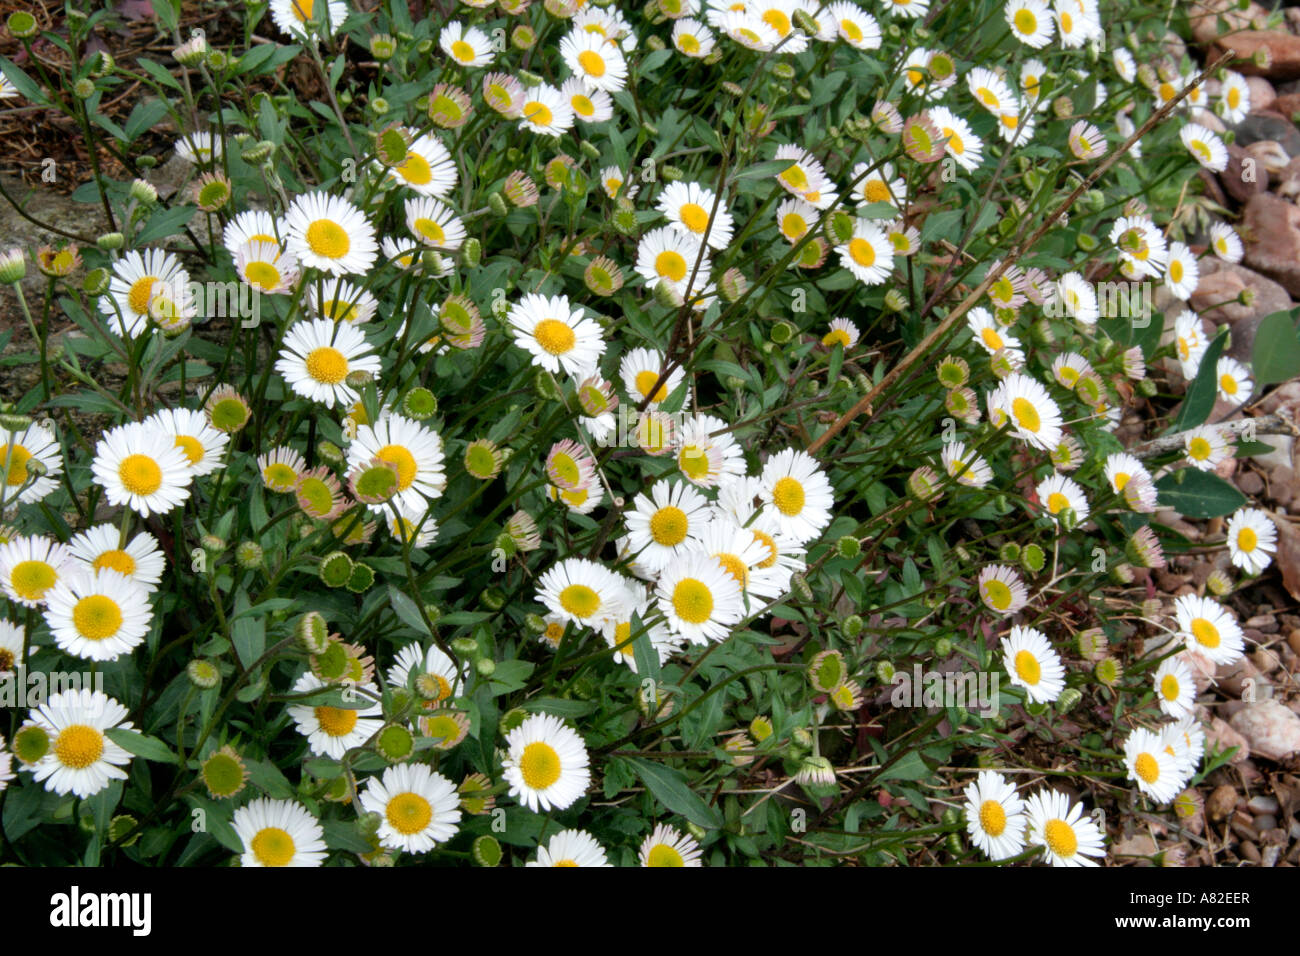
[0,0,1293,872]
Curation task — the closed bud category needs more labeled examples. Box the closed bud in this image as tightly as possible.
[934,637,952,657]
[875,660,895,682]
[1055,687,1083,713]
[883,288,907,312]
[488,191,509,217]
[790,573,813,602]
[96,232,125,252]
[770,319,795,344]
[480,587,506,610]
[475,657,496,677]
[461,237,482,268]
[661,163,684,181]
[73,77,95,99]
[843,614,863,638]
[836,536,861,558]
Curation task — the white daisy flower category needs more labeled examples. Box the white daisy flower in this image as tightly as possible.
[306,277,378,325]
[518,84,575,137]
[1112,48,1136,83]
[657,180,735,251]
[836,218,894,285]
[1209,222,1243,263]
[537,557,627,629]
[508,292,606,378]
[1164,241,1200,300]
[0,422,63,506]
[1024,789,1105,866]
[967,306,1024,358]
[1054,271,1099,325]
[0,619,23,674]
[528,828,612,866]
[827,2,880,49]
[275,317,380,409]
[692,516,789,608]
[940,440,993,488]
[232,797,327,867]
[1005,0,1054,48]
[672,18,716,57]
[1218,71,1251,124]
[1036,473,1089,525]
[560,28,628,92]
[561,77,614,124]
[822,317,860,350]
[439,22,495,67]
[625,479,712,571]
[101,248,196,338]
[345,411,446,515]
[174,131,223,165]
[66,524,165,593]
[758,448,834,544]
[1225,506,1276,575]
[236,240,298,295]
[1110,215,1168,279]
[639,822,703,866]
[1173,309,1208,377]
[1183,424,1231,472]
[268,0,347,39]
[634,225,713,307]
[721,8,780,51]
[286,671,384,760]
[0,535,71,608]
[1103,452,1151,496]
[148,407,229,477]
[675,413,745,488]
[1153,657,1196,720]
[284,191,378,276]
[987,372,1063,452]
[851,160,907,210]
[360,762,462,853]
[1001,625,1065,704]
[91,420,194,517]
[43,569,152,662]
[656,550,745,644]
[1180,123,1228,172]
[404,196,466,252]
[1161,716,1205,785]
[929,106,983,172]
[1215,356,1253,404]
[963,770,1027,860]
[501,712,591,812]
[968,67,1017,115]
[384,129,457,198]
[1050,352,1092,389]
[222,209,284,260]
[1123,727,1182,804]
[1174,593,1245,666]
[978,564,1028,615]
[28,687,133,798]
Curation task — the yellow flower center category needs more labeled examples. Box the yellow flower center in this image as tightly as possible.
[520,741,562,789]
[1160,674,1181,702]
[54,724,104,769]
[762,9,791,34]
[678,444,710,479]
[636,369,669,403]
[524,101,554,128]
[244,260,282,291]
[264,462,298,491]
[118,454,163,496]
[782,212,808,239]
[848,237,876,268]
[386,792,434,835]
[559,583,600,618]
[305,346,349,385]
[11,560,56,601]
[1187,437,1211,461]
[678,33,700,54]
[646,843,685,866]
[979,799,1007,836]
[751,529,778,568]
[1113,472,1130,491]
[980,327,1004,350]
[1046,491,1070,514]
[396,153,432,185]
[1011,397,1041,433]
[1043,819,1077,857]
[1219,374,1238,396]
[679,202,710,234]
[822,329,851,348]
[1190,617,1219,649]
[451,40,476,63]
[73,594,123,640]
[715,552,748,588]
[1014,649,1040,684]
[1134,753,1160,784]
[572,94,595,117]
[655,250,688,282]
[415,218,446,244]
[175,435,205,466]
[251,827,296,866]
[1237,527,1257,552]
[577,50,607,77]
[305,219,350,260]
[780,164,809,191]
[771,476,805,516]
[376,444,418,491]
[314,705,358,737]
[841,18,863,42]
[534,318,576,355]
[127,276,159,315]
[1014,9,1037,34]
[649,505,688,546]
[3,444,32,485]
[672,577,714,624]
[983,579,1012,610]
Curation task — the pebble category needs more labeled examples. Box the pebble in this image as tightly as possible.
[1254,813,1278,831]
[1208,784,1240,822]
[1248,794,1280,814]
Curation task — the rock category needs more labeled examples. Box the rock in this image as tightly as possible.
[1190,0,1271,47]
[1211,31,1300,82]
[1193,107,1227,134]
[1242,192,1300,295]
[1254,434,1293,472]
[1223,144,1269,203]
[1229,699,1300,761]
[1189,259,1292,331]
[1235,115,1300,158]
[1277,156,1300,200]
[1273,91,1300,120]
[1270,464,1297,506]
[1182,648,1219,693]
[1249,76,1278,113]
[1245,139,1294,177]
[1238,470,1265,495]
[1208,717,1253,763]
[1248,793,1280,814]
[1207,783,1239,822]
[1290,628,1300,653]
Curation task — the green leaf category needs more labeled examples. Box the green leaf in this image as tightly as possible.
[133,205,197,245]
[0,56,49,106]
[876,750,932,783]
[231,589,266,669]
[1154,468,1247,519]
[1250,308,1300,387]
[627,757,723,829]
[1172,328,1228,431]
[105,728,179,764]
[387,584,432,635]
